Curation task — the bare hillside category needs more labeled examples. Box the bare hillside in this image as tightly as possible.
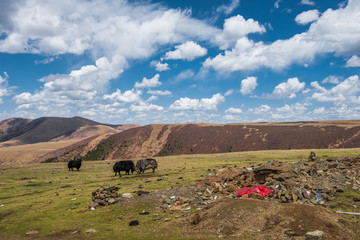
[40,120,360,162]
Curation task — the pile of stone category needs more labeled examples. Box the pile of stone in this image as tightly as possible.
[193,154,360,206]
[91,185,121,206]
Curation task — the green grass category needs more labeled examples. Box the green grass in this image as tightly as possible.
[1,148,360,239]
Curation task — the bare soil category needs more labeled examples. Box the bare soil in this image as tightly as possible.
[186,198,358,239]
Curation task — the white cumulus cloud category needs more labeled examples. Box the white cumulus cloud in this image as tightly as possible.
[345,55,360,67]
[151,61,170,72]
[135,74,161,88]
[165,41,207,61]
[216,0,240,15]
[0,72,10,104]
[169,93,225,111]
[204,0,360,72]
[311,75,360,103]
[295,10,320,25]
[225,107,242,114]
[147,90,172,96]
[103,89,142,103]
[130,102,164,112]
[216,15,266,49]
[300,0,315,6]
[240,76,258,95]
[268,77,305,99]
[322,75,341,84]
[224,89,234,96]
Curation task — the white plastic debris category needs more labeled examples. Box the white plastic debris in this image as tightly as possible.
[336,211,360,215]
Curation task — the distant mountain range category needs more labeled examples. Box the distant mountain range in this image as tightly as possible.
[36,120,360,163]
[0,116,138,146]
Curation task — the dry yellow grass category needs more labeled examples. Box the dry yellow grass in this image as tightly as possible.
[0,141,78,165]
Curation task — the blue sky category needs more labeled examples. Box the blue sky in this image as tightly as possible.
[0,0,360,125]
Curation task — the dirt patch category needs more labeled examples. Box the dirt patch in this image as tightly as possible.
[186,198,354,239]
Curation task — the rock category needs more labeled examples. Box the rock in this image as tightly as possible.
[249,192,265,200]
[213,186,220,193]
[85,229,97,233]
[88,202,99,209]
[122,193,134,199]
[26,231,39,235]
[292,193,298,201]
[163,218,171,222]
[302,189,311,199]
[305,230,324,240]
[139,211,150,215]
[108,198,116,204]
[190,213,201,225]
[169,206,182,211]
[137,190,150,196]
[227,185,235,193]
[129,220,139,226]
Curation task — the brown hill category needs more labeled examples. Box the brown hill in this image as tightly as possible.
[0,116,140,164]
[40,120,360,162]
[0,116,131,146]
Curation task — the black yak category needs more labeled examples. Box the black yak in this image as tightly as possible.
[113,160,135,177]
[68,158,82,171]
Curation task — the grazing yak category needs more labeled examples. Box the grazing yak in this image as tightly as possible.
[68,158,82,171]
[113,160,135,177]
[136,158,158,174]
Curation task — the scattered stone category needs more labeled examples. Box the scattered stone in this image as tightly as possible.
[170,206,182,211]
[26,231,39,235]
[136,190,150,196]
[129,220,139,226]
[122,193,134,199]
[190,213,201,225]
[308,151,317,161]
[163,218,171,222]
[249,192,265,200]
[305,230,324,240]
[139,211,150,215]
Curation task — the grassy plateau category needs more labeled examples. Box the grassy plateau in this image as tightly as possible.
[1,148,360,239]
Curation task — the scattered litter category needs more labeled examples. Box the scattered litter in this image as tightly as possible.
[85,229,97,233]
[90,207,96,211]
[169,196,177,200]
[70,230,79,235]
[26,231,38,235]
[236,185,274,198]
[335,211,360,215]
[0,204,4,207]
[71,198,77,200]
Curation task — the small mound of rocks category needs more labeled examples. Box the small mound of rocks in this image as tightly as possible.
[91,185,121,206]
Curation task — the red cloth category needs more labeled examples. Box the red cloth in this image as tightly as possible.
[236,185,274,197]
